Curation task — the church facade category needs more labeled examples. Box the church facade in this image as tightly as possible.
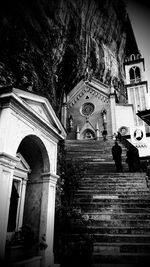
[61,52,150,158]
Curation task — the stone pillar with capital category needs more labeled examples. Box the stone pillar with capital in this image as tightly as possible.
[61,93,67,129]
[0,153,18,261]
[95,122,100,140]
[39,172,59,267]
[110,85,117,136]
[17,179,28,231]
[76,125,80,140]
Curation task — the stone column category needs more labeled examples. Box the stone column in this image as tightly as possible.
[95,122,100,140]
[0,153,18,261]
[17,179,28,231]
[76,125,80,140]
[39,172,59,267]
[61,93,67,129]
[110,86,117,136]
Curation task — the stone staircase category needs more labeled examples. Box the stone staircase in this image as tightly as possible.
[65,138,128,173]
[63,138,150,266]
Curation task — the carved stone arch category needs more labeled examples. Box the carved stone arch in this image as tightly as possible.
[17,134,50,173]
[129,66,141,83]
[130,54,136,61]
[135,66,141,80]
[15,134,51,243]
[82,128,96,140]
[129,67,135,81]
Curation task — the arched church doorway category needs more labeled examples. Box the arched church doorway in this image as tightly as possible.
[82,129,95,140]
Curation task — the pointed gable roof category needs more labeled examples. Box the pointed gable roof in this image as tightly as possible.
[67,78,110,107]
[0,86,67,140]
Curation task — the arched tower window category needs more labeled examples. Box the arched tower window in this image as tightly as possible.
[129,66,141,84]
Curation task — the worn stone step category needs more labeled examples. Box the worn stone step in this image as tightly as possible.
[80,182,146,186]
[93,242,150,253]
[80,207,150,214]
[70,225,150,235]
[75,197,150,203]
[82,174,146,178]
[91,264,139,267]
[77,198,150,204]
[75,192,150,197]
[84,212,150,221]
[80,180,146,185]
[76,202,150,209]
[80,175,146,180]
[66,233,150,243]
[85,219,150,227]
[77,187,149,193]
[77,204,150,211]
[92,234,150,243]
[80,177,146,181]
[78,188,147,193]
[91,253,150,264]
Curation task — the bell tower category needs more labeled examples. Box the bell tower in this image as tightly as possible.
[124,53,149,128]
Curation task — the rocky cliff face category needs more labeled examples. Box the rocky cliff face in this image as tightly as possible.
[0,0,138,116]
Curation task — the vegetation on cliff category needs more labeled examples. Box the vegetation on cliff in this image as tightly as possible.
[0,0,138,116]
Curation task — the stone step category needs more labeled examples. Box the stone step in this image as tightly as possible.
[80,181,146,185]
[77,198,150,204]
[79,186,147,191]
[65,151,125,156]
[91,253,150,264]
[81,174,146,179]
[92,234,150,243]
[69,225,150,235]
[76,202,150,209]
[93,242,150,253]
[83,219,150,227]
[80,207,150,214]
[67,233,150,243]
[75,197,150,203]
[75,192,150,197]
[79,181,146,185]
[7,256,41,267]
[83,212,150,220]
[92,264,140,267]
[78,182,147,188]
[81,167,129,173]
[78,190,148,195]
[83,173,146,177]
[76,201,150,211]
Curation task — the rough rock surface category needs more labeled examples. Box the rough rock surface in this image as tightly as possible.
[0,0,138,116]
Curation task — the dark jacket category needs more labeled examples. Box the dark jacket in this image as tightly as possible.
[112,142,122,161]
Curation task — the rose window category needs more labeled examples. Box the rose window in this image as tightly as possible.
[81,103,95,116]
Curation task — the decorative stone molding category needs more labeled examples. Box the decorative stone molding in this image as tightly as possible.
[67,78,110,109]
[67,88,109,109]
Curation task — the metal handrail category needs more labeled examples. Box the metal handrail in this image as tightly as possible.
[117,131,140,171]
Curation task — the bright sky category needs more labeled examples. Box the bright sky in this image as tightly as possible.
[125,0,150,91]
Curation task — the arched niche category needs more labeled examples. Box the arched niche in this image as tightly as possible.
[15,135,50,242]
